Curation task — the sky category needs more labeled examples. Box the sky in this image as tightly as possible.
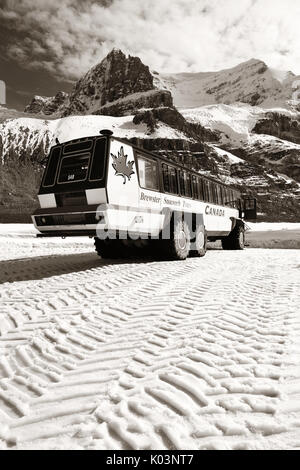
[1,0,300,110]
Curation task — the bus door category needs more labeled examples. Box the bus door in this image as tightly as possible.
[242,197,257,220]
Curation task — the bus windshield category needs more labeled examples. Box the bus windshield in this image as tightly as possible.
[58,154,90,184]
[41,137,107,190]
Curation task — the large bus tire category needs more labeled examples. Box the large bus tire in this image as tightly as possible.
[163,218,191,260]
[94,238,122,259]
[221,225,245,250]
[190,226,207,257]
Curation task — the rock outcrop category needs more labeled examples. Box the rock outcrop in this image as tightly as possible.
[24,91,68,115]
[253,111,300,144]
[94,90,173,117]
[133,106,218,142]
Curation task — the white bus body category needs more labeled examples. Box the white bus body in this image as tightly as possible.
[32,131,256,260]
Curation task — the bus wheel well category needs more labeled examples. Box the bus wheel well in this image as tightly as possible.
[230,217,245,232]
[222,221,245,250]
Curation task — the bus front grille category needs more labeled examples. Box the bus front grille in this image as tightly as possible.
[35,212,99,227]
[55,191,87,207]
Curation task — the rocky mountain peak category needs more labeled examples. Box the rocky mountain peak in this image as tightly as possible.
[62,49,155,116]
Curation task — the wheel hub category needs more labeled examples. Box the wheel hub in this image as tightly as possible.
[239,231,245,247]
[197,231,205,249]
[177,230,187,250]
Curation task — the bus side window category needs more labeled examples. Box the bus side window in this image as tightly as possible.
[196,177,202,201]
[232,191,237,208]
[163,164,178,195]
[162,163,170,193]
[215,184,219,204]
[169,166,178,195]
[178,170,185,196]
[43,147,61,187]
[220,186,225,206]
[202,179,209,202]
[179,170,191,197]
[208,181,215,204]
[216,185,223,205]
[90,138,106,181]
[235,191,240,208]
[185,172,192,198]
[137,154,159,191]
[198,177,201,200]
[224,188,230,206]
[229,190,234,207]
[192,175,199,200]
[206,181,211,202]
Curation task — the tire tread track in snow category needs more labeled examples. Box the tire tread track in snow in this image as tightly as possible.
[0,247,299,449]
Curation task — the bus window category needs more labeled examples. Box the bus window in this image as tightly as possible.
[185,172,192,198]
[162,164,178,195]
[192,175,199,200]
[137,155,159,191]
[90,138,106,181]
[221,186,227,206]
[179,170,192,198]
[216,185,223,205]
[229,190,237,208]
[43,147,61,187]
[214,184,219,204]
[207,181,215,203]
[196,177,202,201]
[169,166,178,194]
[58,154,90,184]
[201,179,209,202]
[178,170,185,196]
[232,191,239,208]
[162,164,170,193]
[223,188,231,206]
[64,140,93,154]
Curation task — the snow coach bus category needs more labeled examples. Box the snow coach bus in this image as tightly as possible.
[32,130,257,260]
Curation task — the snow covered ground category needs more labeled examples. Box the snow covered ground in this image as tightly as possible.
[0,225,299,449]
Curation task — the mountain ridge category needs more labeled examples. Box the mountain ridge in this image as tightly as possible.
[1,49,299,222]
[155,58,300,110]
[24,54,300,116]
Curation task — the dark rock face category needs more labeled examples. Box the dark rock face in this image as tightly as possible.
[24,96,46,114]
[63,49,156,116]
[44,91,68,115]
[24,92,68,115]
[94,90,173,117]
[253,112,300,144]
[133,107,218,142]
[225,133,300,183]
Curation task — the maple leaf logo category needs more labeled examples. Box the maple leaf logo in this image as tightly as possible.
[111,146,135,184]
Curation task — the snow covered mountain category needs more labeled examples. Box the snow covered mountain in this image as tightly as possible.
[24,55,300,117]
[155,59,300,110]
[1,50,300,222]
[182,103,300,181]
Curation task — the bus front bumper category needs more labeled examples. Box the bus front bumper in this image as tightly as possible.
[32,204,105,236]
